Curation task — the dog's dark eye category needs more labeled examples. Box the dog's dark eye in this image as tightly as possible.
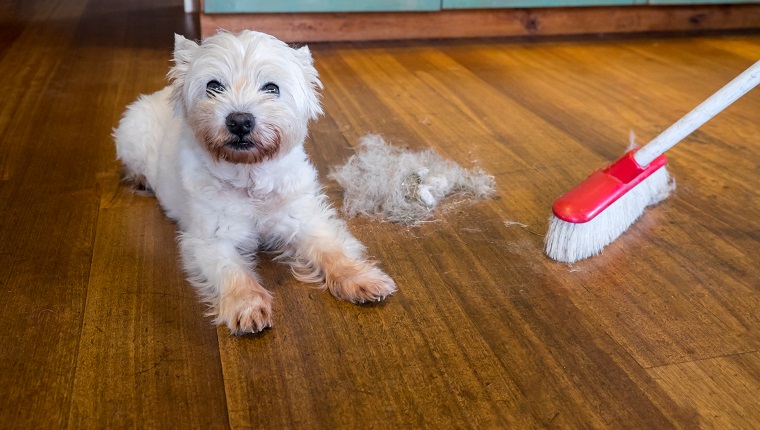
[206,80,225,95]
[261,83,279,96]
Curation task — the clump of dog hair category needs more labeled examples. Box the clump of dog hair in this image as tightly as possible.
[330,134,495,225]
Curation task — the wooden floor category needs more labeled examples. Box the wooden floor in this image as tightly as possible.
[1,0,759,428]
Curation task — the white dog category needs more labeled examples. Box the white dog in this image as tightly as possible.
[114,31,396,335]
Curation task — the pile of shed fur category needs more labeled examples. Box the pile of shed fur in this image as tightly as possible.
[330,134,495,225]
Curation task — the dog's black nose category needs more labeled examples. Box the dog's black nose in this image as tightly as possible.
[226,112,255,136]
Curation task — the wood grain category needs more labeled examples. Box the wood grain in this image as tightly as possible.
[67,174,230,429]
[1,0,759,428]
[200,4,760,42]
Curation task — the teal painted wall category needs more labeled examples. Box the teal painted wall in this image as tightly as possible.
[204,0,440,13]
[443,0,634,7]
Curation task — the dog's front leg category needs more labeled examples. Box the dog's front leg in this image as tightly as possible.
[317,242,398,304]
[179,234,272,335]
[278,208,397,304]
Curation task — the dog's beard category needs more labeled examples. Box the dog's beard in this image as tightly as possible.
[189,107,282,164]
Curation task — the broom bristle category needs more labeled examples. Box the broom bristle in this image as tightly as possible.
[545,166,675,263]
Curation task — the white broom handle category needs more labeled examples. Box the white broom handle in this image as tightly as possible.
[635,59,760,167]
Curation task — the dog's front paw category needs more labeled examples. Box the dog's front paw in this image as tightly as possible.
[327,262,397,304]
[216,280,273,335]
[218,291,272,335]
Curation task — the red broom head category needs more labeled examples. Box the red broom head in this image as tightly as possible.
[552,150,668,224]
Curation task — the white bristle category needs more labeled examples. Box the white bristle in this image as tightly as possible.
[545,166,676,264]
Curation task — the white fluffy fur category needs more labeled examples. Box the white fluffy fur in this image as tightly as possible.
[114,31,396,335]
[330,134,495,225]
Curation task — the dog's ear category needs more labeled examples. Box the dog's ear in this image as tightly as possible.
[294,46,324,121]
[172,34,200,71]
[168,34,200,115]
[294,46,314,67]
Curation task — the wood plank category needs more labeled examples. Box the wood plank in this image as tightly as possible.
[0,187,98,428]
[0,0,90,181]
[67,174,230,429]
[648,352,760,428]
[701,34,760,59]
[200,4,760,42]
[0,1,100,427]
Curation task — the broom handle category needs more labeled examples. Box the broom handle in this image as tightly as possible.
[635,59,760,167]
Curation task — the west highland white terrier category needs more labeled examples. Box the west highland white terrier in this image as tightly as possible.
[114,31,396,335]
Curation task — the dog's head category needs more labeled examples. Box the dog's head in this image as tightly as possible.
[168,31,323,164]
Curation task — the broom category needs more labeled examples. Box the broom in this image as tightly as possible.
[545,59,760,264]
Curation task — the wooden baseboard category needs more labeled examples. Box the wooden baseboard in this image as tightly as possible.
[200,4,760,42]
